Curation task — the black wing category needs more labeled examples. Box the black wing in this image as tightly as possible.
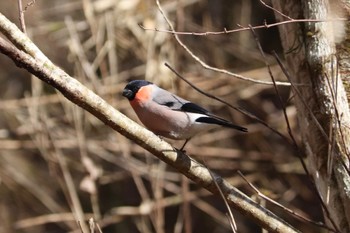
[196,116,248,132]
[180,102,210,115]
[180,103,247,132]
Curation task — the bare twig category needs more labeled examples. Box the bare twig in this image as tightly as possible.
[248,25,297,143]
[237,171,338,232]
[272,52,330,145]
[139,18,345,37]
[153,0,291,86]
[181,176,192,233]
[65,16,100,90]
[17,0,26,33]
[259,0,293,20]
[206,161,237,233]
[0,14,52,65]
[324,70,350,176]
[43,117,89,233]
[89,218,103,233]
[15,213,94,229]
[248,25,313,179]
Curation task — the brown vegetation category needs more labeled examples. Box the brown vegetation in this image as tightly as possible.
[1,0,346,232]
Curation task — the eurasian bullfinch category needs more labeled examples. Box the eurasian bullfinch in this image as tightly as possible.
[122,80,247,150]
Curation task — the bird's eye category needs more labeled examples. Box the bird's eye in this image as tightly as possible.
[164,102,174,107]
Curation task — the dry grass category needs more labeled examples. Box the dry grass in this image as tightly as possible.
[0,1,323,232]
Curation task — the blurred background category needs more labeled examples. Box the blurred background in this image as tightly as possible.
[0,0,323,232]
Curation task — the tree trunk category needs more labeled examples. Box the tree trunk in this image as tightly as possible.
[272,0,350,231]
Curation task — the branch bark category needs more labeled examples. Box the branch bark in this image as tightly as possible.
[272,0,350,231]
[0,13,298,233]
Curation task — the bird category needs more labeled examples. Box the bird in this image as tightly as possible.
[122,80,247,150]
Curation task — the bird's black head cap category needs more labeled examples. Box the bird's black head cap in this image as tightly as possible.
[122,80,153,100]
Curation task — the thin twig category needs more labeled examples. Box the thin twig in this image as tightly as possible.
[324,69,350,177]
[272,52,330,143]
[153,0,291,86]
[259,0,293,20]
[15,213,94,229]
[248,25,313,179]
[139,18,345,37]
[181,176,192,233]
[43,117,90,233]
[205,160,237,233]
[237,171,338,232]
[17,0,26,33]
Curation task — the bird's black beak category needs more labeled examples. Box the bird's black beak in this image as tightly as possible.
[122,89,134,100]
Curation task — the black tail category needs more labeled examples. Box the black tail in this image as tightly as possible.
[196,116,248,132]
